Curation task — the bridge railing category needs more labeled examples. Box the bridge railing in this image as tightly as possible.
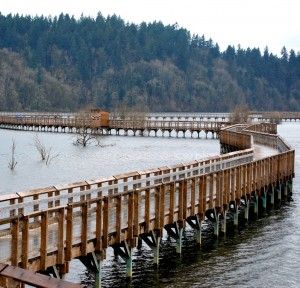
[108,119,228,131]
[244,131,291,152]
[220,123,295,180]
[0,148,294,269]
[0,115,77,127]
[0,121,295,277]
[220,123,289,152]
[245,123,277,134]
[1,115,229,132]
[219,130,252,150]
[0,149,254,221]
[0,112,74,118]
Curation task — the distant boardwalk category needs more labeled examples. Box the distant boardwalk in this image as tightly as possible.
[0,110,288,137]
[145,111,300,122]
[0,116,295,287]
[0,112,230,138]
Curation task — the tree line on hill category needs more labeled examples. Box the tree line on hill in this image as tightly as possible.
[0,12,299,112]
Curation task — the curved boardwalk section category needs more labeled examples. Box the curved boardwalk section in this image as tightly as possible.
[0,121,295,287]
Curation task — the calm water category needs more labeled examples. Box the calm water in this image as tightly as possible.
[1,123,299,287]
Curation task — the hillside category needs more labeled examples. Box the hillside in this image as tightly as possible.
[0,13,299,112]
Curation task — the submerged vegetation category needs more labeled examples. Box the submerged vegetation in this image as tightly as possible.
[33,134,59,165]
[8,139,17,170]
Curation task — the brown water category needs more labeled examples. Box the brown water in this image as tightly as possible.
[0,122,299,287]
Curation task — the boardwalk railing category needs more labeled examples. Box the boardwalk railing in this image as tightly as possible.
[0,114,228,137]
[0,148,254,220]
[2,111,300,122]
[0,122,295,287]
[108,119,227,130]
[107,119,229,136]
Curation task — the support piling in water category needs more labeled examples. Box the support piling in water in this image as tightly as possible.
[78,252,103,288]
[252,192,259,218]
[165,221,184,256]
[270,184,275,207]
[261,187,267,211]
[205,208,220,237]
[0,117,295,286]
[113,240,134,281]
[243,197,250,221]
[140,230,161,268]
[214,216,219,237]
[186,214,203,247]
[276,182,282,204]
[221,210,227,234]
[229,200,239,228]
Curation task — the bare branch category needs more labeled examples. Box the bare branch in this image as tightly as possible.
[74,109,96,147]
[229,104,250,122]
[45,147,60,165]
[8,139,17,170]
[33,133,59,165]
[34,133,47,160]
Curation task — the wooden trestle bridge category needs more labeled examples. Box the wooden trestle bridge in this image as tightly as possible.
[0,112,229,138]
[0,113,295,287]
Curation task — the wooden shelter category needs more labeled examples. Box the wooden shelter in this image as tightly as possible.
[90,109,110,128]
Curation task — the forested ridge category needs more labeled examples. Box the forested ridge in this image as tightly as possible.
[0,12,300,112]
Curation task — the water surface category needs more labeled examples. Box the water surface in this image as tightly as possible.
[0,123,299,288]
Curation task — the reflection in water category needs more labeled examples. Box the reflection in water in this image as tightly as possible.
[1,123,300,287]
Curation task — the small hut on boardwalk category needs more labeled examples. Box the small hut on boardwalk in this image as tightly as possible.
[90,109,110,128]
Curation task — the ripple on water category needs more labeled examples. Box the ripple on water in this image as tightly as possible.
[1,122,300,287]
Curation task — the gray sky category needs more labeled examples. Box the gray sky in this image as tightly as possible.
[1,0,300,56]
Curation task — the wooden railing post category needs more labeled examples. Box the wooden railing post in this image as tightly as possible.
[57,208,65,265]
[0,117,297,286]
[81,202,88,256]
[40,211,48,271]
[160,184,165,228]
[128,193,133,240]
[144,189,150,233]
[223,170,230,209]
[155,186,161,229]
[169,182,175,224]
[102,197,109,249]
[96,198,103,252]
[178,181,184,223]
[11,217,19,267]
[190,178,196,216]
[21,216,29,270]
[133,190,139,237]
[115,196,122,243]
[65,205,73,261]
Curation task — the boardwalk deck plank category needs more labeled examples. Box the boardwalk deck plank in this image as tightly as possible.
[0,117,295,286]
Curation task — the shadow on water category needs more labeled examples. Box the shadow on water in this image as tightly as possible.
[2,122,299,287]
[78,197,296,288]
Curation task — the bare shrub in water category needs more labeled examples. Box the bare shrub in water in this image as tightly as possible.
[8,139,17,170]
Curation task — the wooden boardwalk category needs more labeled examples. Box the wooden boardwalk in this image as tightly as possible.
[0,263,83,288]
[144,111,300,122]
[0,111,279,138]
[0,120,295,287]
[1,111,300,126]
[0,113,229,138]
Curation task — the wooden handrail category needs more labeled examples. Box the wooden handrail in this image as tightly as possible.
[0,149,254,219]
[0,121,295,283]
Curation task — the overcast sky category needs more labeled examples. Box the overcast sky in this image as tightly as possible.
[1,0,300,56]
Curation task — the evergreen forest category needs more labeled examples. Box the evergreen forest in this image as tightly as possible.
[0,12,300,112]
